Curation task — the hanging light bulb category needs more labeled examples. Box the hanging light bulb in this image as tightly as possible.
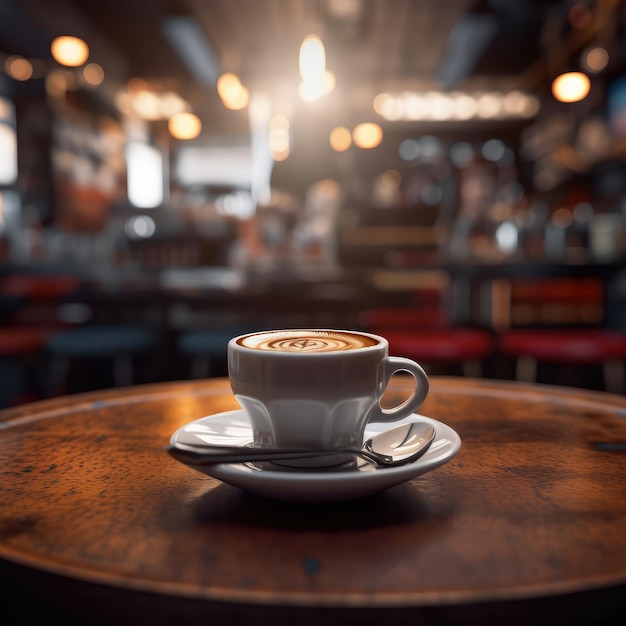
[168,112,202,140]
[352,123,383,149]
[51,36,89,67]
[299,35,326,82]
[551,72,590,103]
[330,126,352,152]
[216,73,249,110]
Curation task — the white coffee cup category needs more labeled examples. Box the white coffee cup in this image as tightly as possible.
[227,328,429,466]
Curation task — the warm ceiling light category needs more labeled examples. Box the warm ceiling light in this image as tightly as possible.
[299,35,326,82]
[269,128,290,152]
[476,92,502,118]
[5,56,33,81]
[168,112,202,140]
[551,72,590,103]
[133,91,162,120]
[159,92,188,118]
[216,73,249,110]
[330,126,352,152]
[82,62,104,86]
[373,93,394,117]
[269,114,290,131]
[352,122,383,149]
[51,36,89,67]
[224,85,249,110]
[217,73,241,100]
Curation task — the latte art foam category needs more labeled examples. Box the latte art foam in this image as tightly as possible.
[238,330,378,353]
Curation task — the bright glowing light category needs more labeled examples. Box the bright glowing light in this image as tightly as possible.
[299,34,326,81]
[269,128,290,153]
[217,73,241,100]
[217,73,249,110]
[495,222,518,253]
[133,91,162,120]
[428,93,455,120]
[51,36,89,67]
[119,88,190,119]
[323,70,336,92]
[216,192,255,219]
[299,70,335,103]
[126,142,163,208]
[269,114,290,160]
[501,91,527,116]
[405,94,429,120]
[375,90,539,121]
[82,62,104,86]
[551,72,590,103]
[298,80,323,102]
[373,92,392,114]
[224,84,249,110]
[272,148,289,162]
[476,92,502,118]
[583,47,609,73]
[352,123,383,149]
[125,215,156,240]
[520,95,540,117]
[0,124,18,185]
[452,93,478,119]
[269,114,290,131]
[159,92,188,117]
[168,112,202,140]
[330,126,352,152]
[5,56,33,81]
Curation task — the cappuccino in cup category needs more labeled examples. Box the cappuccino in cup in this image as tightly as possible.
[228,329,429,466]
[237,329,378,352]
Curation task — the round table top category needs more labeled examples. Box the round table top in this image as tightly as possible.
[1,377,626,621]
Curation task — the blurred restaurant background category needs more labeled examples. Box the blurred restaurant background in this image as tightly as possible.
[2,0,626,408]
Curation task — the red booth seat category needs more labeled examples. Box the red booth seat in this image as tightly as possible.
[499,329,626,393]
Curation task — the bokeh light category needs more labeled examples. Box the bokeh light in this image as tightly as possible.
[168,112,202,140]
[583,47,609,73]
[51,36,89,67]
[330,126,352,152]
[299,35,326,81]
[217,73,249,110]
[82,62,104,86]
[352,123,383,149]
[5,56,33,81]
[551,72,590,103]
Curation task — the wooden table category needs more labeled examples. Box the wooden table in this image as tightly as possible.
[1,377,625,625]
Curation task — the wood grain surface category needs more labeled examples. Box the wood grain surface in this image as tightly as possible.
[1,377,625,625]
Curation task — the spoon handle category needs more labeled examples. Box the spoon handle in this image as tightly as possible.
[165,445,366,466]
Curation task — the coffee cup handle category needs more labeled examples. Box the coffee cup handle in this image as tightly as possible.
[371,356,429,422]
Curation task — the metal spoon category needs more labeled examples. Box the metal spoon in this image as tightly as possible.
[166,420,436,468]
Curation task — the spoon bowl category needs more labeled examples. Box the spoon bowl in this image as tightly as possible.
[167,420,436,469]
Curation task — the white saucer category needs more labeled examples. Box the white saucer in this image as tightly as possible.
[170,410,461,502]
